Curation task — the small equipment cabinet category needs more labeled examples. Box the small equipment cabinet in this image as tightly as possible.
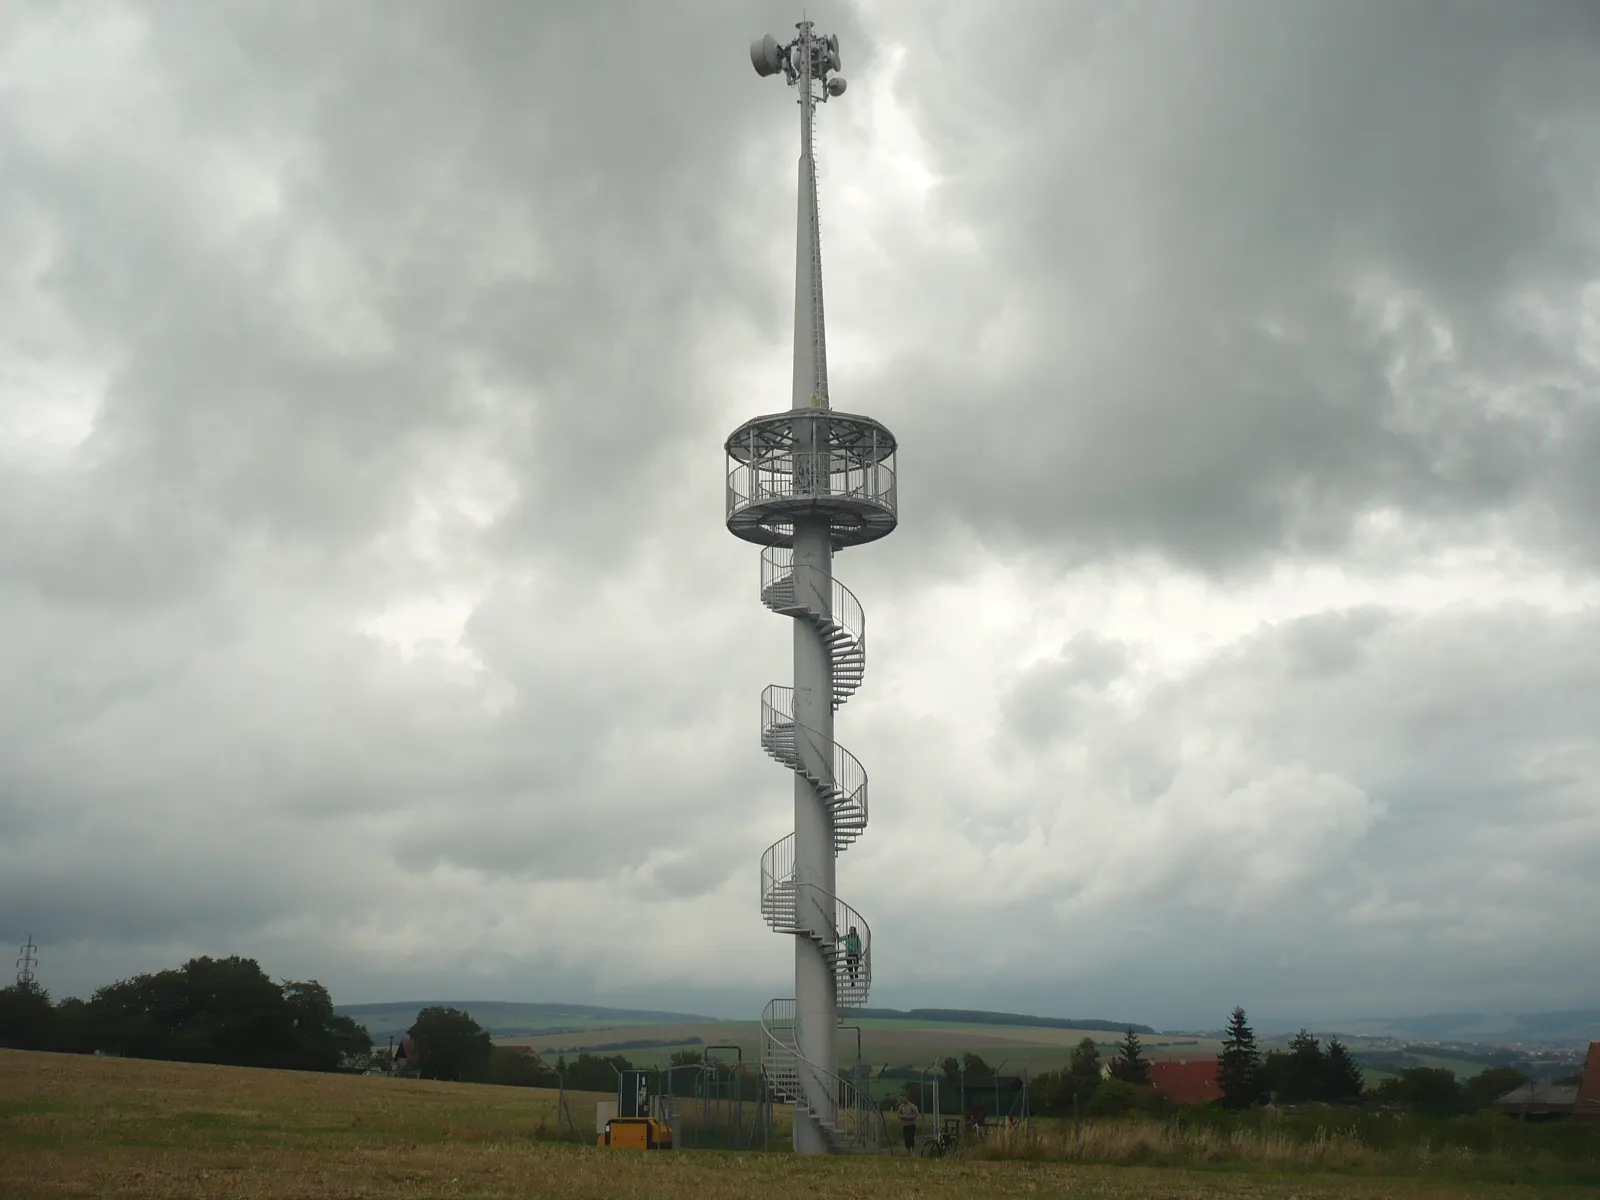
[597,1116,674,1150]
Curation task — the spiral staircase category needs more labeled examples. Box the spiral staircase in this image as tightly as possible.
[756,547,879,1152]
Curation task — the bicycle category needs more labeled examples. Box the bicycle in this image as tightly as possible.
[919,1120,960,1158]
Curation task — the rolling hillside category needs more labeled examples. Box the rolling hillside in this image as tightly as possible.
[337,1001,1152,1047]
[1323,1010,1600,1045]
[334,1000,718,1041]
[493,1017,1219,1074]
[857,1008,1155,1034]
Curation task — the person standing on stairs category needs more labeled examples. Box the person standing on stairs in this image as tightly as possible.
[844,925,862,984]
[897,1093,920,1155]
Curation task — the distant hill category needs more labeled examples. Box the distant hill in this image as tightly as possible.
[334,1001,718,1041]
[337,1001,1153,1041]
[858,1007,1155,1034]
[1326,1009,1600,1045]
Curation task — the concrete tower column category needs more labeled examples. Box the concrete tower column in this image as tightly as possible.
[726,20,897,1156]
[789,32,838,1154]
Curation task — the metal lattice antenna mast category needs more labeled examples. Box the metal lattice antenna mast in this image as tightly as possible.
[728,24,898,1156]
[16,935,37,987]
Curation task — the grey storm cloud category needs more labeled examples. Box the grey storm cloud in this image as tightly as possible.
[2,0,1599,1027]
[1000,633,1130,750]
[891,603,1600,1023]
[865,0,1600,574]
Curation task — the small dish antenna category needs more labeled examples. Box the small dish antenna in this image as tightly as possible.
[750,33,783,77]
[748,27,846,100]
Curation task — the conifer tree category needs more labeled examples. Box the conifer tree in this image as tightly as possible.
[1217,1006,1263,1107]
[1283,1028,1325,1103]
[1323,1037,1366,1103]
[1107,1026,1150,1085]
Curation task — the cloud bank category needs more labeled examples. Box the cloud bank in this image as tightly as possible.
[3,0,1599,1028]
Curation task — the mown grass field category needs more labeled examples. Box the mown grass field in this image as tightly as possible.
[1403,1054,1503,1078]
[500,1017,1225,1074]
[4,1049,1595,1199]
[335,1003,714,1044]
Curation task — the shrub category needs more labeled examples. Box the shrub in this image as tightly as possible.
[1082,1079,1176,1119]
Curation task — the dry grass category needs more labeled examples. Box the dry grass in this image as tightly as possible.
[969,1118,1395,1170]
[961,1114,1600,1189]
[3,1050,1591,1199]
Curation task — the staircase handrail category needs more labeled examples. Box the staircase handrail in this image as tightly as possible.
[759,547,866,656]
[760,998,880,1152]
[757,842,871,978]
[760,685,868,822]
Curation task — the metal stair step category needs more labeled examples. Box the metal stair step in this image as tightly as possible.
[758,554,883,1150]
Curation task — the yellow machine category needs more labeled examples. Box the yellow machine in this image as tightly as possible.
[597,1116,673,1150]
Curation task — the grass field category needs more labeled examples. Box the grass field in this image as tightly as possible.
[499,1018,1226,1074]
[335,1002,716,1043]
[4,1049,1595,1199]
[1403,1054,1502,1078]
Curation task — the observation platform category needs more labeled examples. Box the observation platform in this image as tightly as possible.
[724,410,898,549]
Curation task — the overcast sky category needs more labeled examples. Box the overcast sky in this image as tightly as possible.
[4,0,1600,1032]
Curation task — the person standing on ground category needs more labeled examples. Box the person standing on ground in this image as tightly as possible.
[897,1093,920,1155]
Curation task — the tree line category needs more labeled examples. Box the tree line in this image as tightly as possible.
[1,972,722,1098]
[1019,1008,1539,1119]
[5,974,1541,1119]
[0,956,371,1072]
[397,1006,739,1095]
[1024,1028,1186,1117]
[1213,1007,1367,1106]
[1215,1008,1534,1115]
[857,1008,1154,1034]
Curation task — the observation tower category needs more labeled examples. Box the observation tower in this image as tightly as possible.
[726,23,898,1155]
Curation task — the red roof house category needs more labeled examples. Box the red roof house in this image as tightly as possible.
[1148,1058,1222,1106]
[1577,1042,1600,1121]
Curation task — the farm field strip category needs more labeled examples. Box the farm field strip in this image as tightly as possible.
[497,1020,1226,1070]
[3,1050,1591,1200]
[496,1022,755,1050]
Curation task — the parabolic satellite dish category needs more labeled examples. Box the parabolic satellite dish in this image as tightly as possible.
[827,34,841,73]
[826,77,847,96]
[750,33,783,77]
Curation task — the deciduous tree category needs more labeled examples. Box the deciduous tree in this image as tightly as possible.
[0,980,55,1050]
[1371,1067,1465,1117]
[482,1045,557,1088]
[89,957,295,1066]
[282,980,371,1071]
[1463,1066,1528,1111]
[409,1006,492,1082]
[1084,1077,1172,1118]
[1060,1036,1102,1108]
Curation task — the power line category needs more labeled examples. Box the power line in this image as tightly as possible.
[15,935,38,986]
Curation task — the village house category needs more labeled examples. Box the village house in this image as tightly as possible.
[1147,1058,1222,1106]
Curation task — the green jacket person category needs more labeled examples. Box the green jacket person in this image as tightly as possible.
[844,926,862,983]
